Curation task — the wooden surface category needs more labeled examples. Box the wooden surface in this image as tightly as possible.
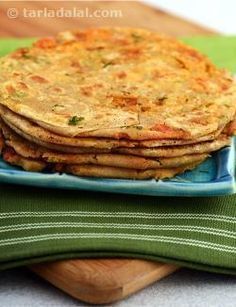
[0,1,214,305]
[31,259,178,304]
[0,1,215,38]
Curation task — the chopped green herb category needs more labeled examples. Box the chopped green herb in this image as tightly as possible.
[52,104,64,111]
[12,91,27,100]
[103,61,113,68]
[68,116,84,126]
[158,95,168,101]
[22,54,32,59]
[125,124,143,130]
[155,94,168,105]
[34,56,51,64]
[131,33,143,43]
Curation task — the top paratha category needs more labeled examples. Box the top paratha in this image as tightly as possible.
[0,27,235,140]
[0,105,227,151]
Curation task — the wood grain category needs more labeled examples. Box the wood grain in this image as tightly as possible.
[0,1,215,304]
[0,1,215,37]
[31,259,178,304]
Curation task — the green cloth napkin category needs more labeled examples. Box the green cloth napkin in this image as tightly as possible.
[0,36,236,274]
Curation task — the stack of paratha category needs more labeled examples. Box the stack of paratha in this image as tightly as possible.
[0,28,235,180]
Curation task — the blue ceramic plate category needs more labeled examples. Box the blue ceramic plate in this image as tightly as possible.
[0,137,235,197]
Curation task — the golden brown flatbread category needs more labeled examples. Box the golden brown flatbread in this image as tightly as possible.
[224,115,236,136]
[42,152,208,170]
[1,145,205,179]
[115,136,230,157]
[0,105,134,150]
[0,27,235,181]
[0,121,228,179]
[0,105,227,152]
[0,28,235,140]
[65,162,203,180]
[1,123,209,170]
[2,147,46,172]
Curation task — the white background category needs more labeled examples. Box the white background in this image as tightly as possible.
[143,0,236,34]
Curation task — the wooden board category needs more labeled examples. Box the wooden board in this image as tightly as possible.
[30,259,178,304]
[0,1,216,305]
[0,1,215,37]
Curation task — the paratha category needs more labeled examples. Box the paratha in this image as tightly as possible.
[42,152,208,169]
[1,123,209,170]
[0,28,235,140]
[1,145,204,179]
[0,105,134,150]
[0,105,227,151]
[64,162,203,180]
[115,135,230,157]
[2,147,47,172]
[224,115,236,136]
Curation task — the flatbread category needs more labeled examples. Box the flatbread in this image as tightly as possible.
[2,117,109,154]
[0,28,235,140]
[115,135,230,157]
[1,145,204,179]
[0,105,226,151]
[42,152,208,170]
[224,115,236,136]
[0,105,134,150]
[64,162,203,180]
[1,123,209,170]
[2,147,46,172]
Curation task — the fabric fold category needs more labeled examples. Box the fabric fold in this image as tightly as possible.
[0,184,235,274]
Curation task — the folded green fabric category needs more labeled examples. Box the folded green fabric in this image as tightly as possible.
[0,36,236,274]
